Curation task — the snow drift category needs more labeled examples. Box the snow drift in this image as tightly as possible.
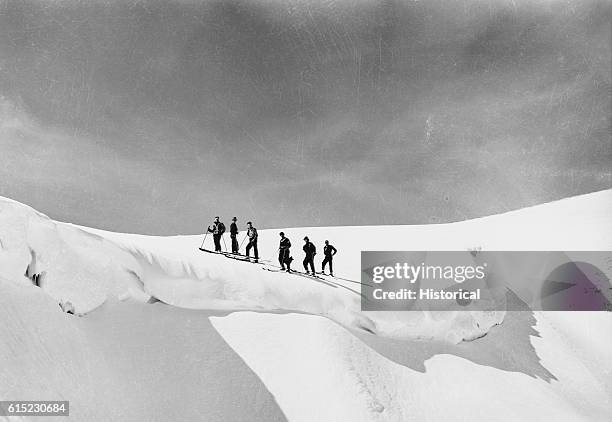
[0,193,517,342]
[1,191,611,421]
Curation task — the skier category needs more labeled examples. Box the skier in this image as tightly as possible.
[322,240,337,276]
[245,221,259,261]
[230,217,239,254]
[207,216,226,252]
[278,232,292,272]
[302,236,316,275]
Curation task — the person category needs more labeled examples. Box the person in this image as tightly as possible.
[245,221,258,261]
[302,236,316,275]
[278,232,292,272]
[230,217,239,254]
[207,216,226,252]
[322,240,337,276]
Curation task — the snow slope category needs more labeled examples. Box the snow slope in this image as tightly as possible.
[1,190,611,421]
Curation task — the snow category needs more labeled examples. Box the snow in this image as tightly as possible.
[0,278,286,421]
[0,190,611,421]
[210,310,611,422]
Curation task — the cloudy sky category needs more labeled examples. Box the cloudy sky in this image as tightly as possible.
[0,0,610,234]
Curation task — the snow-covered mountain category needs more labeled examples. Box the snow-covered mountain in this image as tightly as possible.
[1,191,611,421]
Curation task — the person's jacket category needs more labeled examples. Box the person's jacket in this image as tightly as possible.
[303,241,316,257]
[230,223,238,235]
[247,227,258,240]
[324,244,337,257]
[208,221,225,235]
[279,237,291,250]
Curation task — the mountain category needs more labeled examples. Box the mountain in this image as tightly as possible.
[1,191,611,421]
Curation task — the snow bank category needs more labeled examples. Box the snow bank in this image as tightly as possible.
[0,196,143,313]
[1,190,611,343]
[210,310,612,422]
[1,191,611,421]
[0,276,286,421]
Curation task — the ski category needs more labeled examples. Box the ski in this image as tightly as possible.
[225,252,269,262]
[198,248,224,254]
[222,251,248,258]
[199,248,268,263]
[225,254,250,262]
[262,267,338,287]
[293,271,326,280]
[290,271,339,287]
[317,272,372,287]
[225,254,259,263]
[262,267,285,272]
[224,253,269,264]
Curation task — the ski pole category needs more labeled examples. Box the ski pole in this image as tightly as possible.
[222,234,228,252]
[239,234,248,250]
[200,230,209,249]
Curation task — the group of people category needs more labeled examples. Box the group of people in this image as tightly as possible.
[207,216,259,259]
[207,217,338,276]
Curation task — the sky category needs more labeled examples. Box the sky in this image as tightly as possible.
[0,0,610,235]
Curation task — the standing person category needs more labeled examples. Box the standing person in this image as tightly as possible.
[322,240,337,276]
[245,221,259,261]
[278,232,292,272]
[230,217,239,254]
[302,236,316,275]
[207,216,226,252]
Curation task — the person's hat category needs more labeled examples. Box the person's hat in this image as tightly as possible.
[247,221,252,225]
[279,232,284,236]
[232,217,237,221]
[215,216,219,219]
[303,236,309,241]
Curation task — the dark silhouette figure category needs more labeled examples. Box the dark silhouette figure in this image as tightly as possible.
[207,216,226,252]
[246,221,259,260]
[302,236,316,274]
[230,217,239,254]
[322,240,337,276]
[279,232,292,272]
